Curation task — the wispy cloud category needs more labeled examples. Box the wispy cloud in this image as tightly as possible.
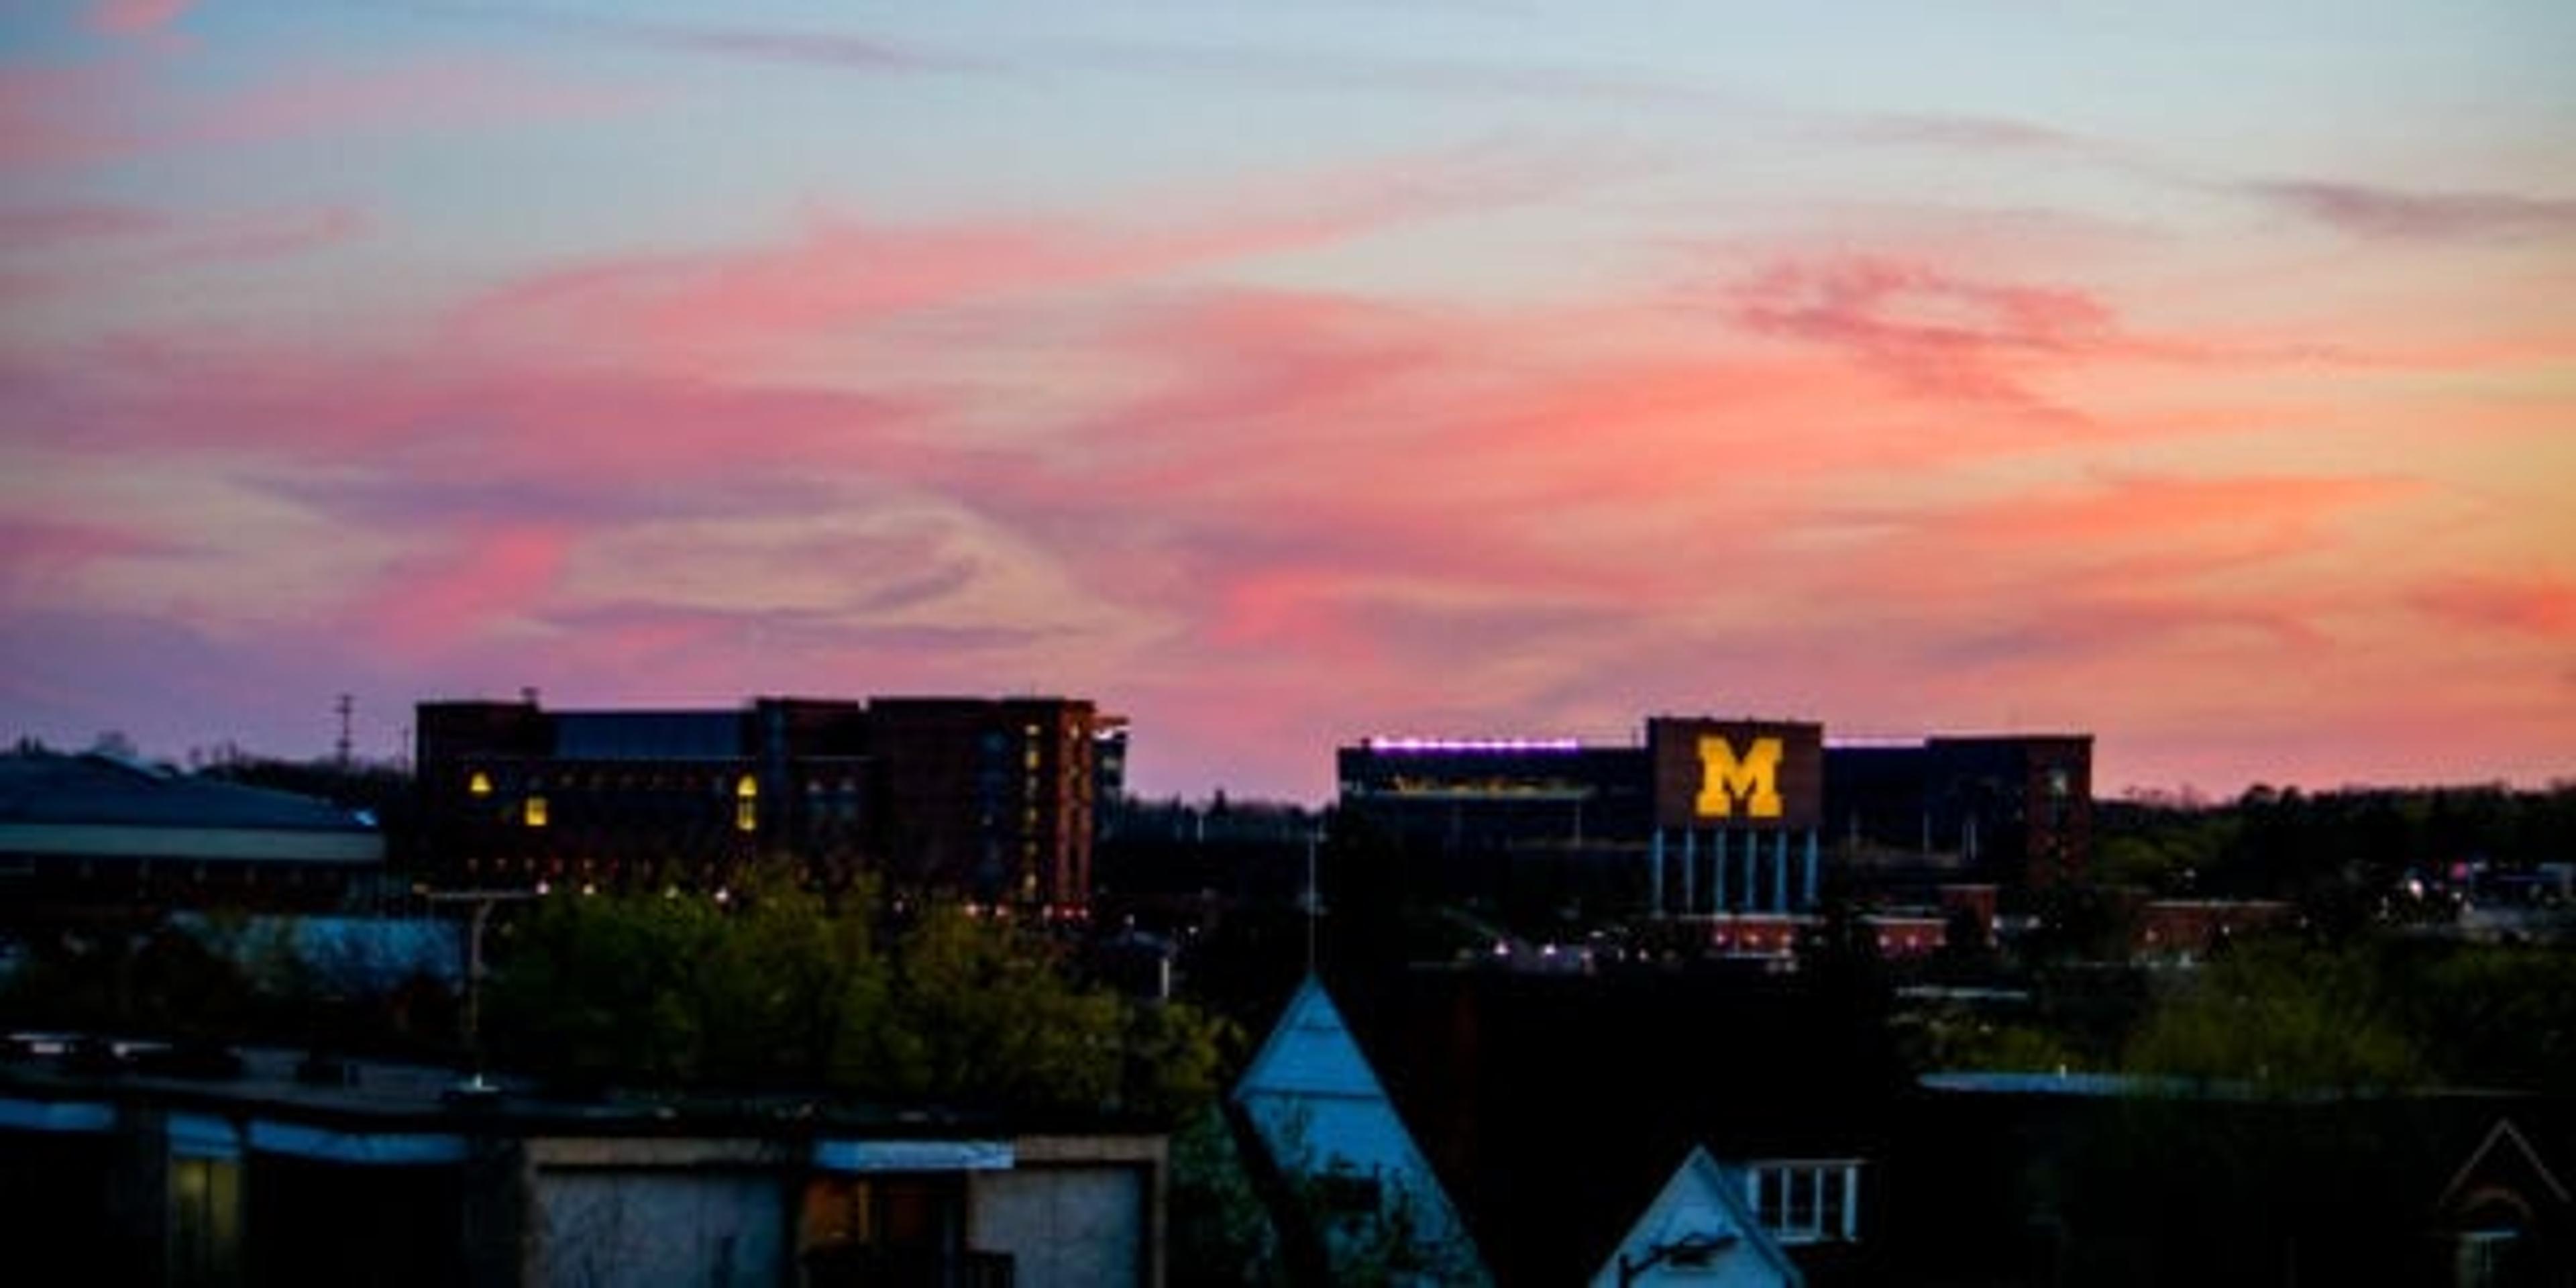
[189,58,637,147]
[447,142,1605,374]
[2416,575,2576,640]
[1845,111,2091,152]
[0,205,366,300]
[0,62,142,168]
[2244,178,2576,241]
[0,203,167,246]
[87,0,192,38]
[449,8,959,72]
[1726,255,2199,411]
[1,53,635,175]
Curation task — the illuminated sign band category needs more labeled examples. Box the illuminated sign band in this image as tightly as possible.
[1362,737,1585,755]
[1650,718,1822,830]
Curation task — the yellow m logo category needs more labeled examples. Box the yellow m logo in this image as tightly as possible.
[1695,735,1784,819]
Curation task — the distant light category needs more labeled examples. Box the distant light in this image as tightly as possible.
[1364,737,1583,755]
[713,888,731,904]
[535,880,551,896]
[580,882,596,897]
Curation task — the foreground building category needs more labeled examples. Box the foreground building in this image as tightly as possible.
[415,695,1118,909]
[0,1036,1167,1287]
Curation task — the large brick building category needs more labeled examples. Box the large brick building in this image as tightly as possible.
[414,696,1117,910]
[1336,718,2091,918]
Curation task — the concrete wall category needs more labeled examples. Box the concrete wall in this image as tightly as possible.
[537,1171,788,1288]
[530,1139,793,1288]
[972,1167,1140,1287]
[969,1134,1165,1288]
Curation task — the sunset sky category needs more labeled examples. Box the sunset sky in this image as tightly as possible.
[3,1,2571,800]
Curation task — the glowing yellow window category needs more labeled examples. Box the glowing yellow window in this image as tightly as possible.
[468,771,492,797]
[735,774,759,833]
[523,796,548,828]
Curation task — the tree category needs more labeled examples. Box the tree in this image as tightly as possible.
[2122,938,2425,1093]
[482,869,1228,1117]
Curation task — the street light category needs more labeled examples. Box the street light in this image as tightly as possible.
[423,888,538,1098]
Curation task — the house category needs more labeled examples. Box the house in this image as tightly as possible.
[2430,1118,2574,1287]
[1234,969,1896,1285]
[1594,1147,1804,1287]
[1229,976,1489,1285]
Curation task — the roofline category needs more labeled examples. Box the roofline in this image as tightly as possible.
[2438,1118,2573,1212]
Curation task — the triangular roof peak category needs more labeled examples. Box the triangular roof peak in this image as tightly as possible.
[2438,1118,2573,1215]
[1233,975,1393,1104]
[1592,1146,1804,1287]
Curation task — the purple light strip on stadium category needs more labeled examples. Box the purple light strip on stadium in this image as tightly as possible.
[1362,737,1585,754]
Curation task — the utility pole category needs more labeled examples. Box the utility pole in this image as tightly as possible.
[333,693,354,769]
[425,889,539,1096]
[1303,826,1322,977]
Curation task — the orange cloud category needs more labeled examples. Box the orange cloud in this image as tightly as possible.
[2416,576,2576,640]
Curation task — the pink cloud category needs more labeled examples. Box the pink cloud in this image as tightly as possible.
[354,525,573,656]
[0,517,178,599]
[0,204,365,300]
[1726,254,2236,411]
[1847,111,2090,152]
[0,62,141,168]
[1,55,635,177]
[0,203,167,245]
[87,0,191,38]
[187,60,639,148]
[445,140,1605,376]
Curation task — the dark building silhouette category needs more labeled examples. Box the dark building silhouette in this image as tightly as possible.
[865,696,1112,909]
[1822,736,2092,890]
[415,695,1115,908]
[0,747,384,925]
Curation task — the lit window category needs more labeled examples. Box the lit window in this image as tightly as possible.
[523,796,548,828]
[735,775,759,833]
[170,1157,242,1281]
[468,770,492,797]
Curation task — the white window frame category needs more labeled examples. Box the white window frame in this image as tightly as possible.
[1742,1159,1864,1244]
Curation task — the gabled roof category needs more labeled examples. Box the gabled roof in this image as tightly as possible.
[1236,975,1394,1104]
[1233,975,1491,1284]
[2438,1118,2573,1219]
[1593,1146,1803,1288]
